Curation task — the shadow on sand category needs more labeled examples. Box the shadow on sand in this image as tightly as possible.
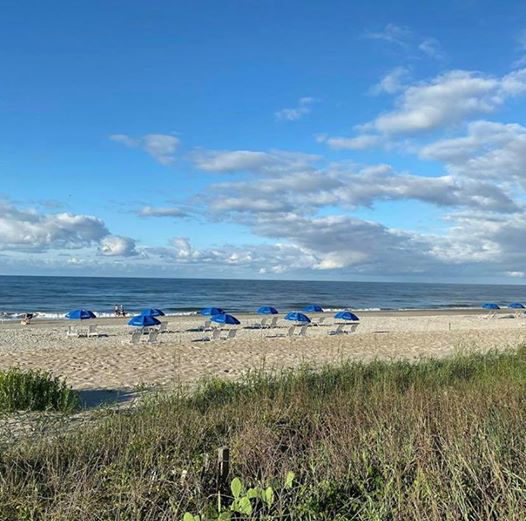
[77,389,138,409]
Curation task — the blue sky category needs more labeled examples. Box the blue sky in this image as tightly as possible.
[2,0,526,282]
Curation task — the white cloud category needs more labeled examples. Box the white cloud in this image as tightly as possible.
[418,38,445,60]
[420,120,526,187]
[99,235,138,257]
[364,23,411,46]
[204,161,518,216]
[138,206,187,218]
[0,201,109,252]
[191,149,319,174]
[110,133,180,165]
[371,66,410,95]
[322,134,381,150]
[507,271,526,278]
[430,212,526,271]
[275,97,317,121]
[368,69,526,135]
[250,213,434,273]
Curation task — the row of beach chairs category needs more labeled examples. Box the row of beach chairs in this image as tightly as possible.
[249,316,327,329]
[66,318,359,344]
[197,328,238,342]
[66,321,169,339]
[66,324,104,338]
[125,329,160,345]
[198,315,339,332]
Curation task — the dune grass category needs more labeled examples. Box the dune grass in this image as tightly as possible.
[0,368,79,413]
[2,347,526,519]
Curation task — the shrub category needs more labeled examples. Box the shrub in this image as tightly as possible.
[0,368,79,413]
[2,349,526,519]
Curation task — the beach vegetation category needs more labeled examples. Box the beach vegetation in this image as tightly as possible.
[0,368,79,413]
[2,348,526,519]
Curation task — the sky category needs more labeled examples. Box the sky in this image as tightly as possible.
[2,0,526,282]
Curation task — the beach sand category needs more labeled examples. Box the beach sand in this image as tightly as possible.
[0,310,524,398]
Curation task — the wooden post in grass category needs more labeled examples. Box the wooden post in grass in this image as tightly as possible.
[217,446,230,511]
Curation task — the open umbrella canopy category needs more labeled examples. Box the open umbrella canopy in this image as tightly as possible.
[65,309,96,320]
[257,306,278,314]
[303,304,323,312]
[482,303,500,310]
[140,308,165,317]
[284,312,311,323]
[334,311,360,321]
[128,315,161,327]
[211,313,240,325]
[509,303,525,309]
[200,307,225,316]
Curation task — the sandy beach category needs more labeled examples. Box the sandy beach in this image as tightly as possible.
[0,310,524,399]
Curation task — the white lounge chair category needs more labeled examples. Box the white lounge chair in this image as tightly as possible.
[144,330,159,344]
[347,323,359,334]
[223,329,237,340]
[297,325,308,337]
[87,325,100,337]
[286,325,296,337]
[312,317,326,327]
[157,322,168,333]
[250,317,268,329]
[200,320,211,331]
[66,326,79,338]
[329,324,345,335]
[266,317,278,328]
[124,330,142,345]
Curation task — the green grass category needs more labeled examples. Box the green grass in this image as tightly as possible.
[0,368,79,413]
[2,347,526,520]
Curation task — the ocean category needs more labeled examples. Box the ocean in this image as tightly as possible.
[0,275,525,320]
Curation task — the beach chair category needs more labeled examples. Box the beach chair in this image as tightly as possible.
[66,326,79,338]
[193,327,221,342]
[124,330,141,345]
[223,329,237,341]
[157,322,168,333]
[329,324,345,335]
[200,320,211,331]
[87,325,100,337]
[347,323,359,334]
[286,325,296,337]
[145,330,159,344]
[482,310,494,320]
[313,317,326,327]
[297,325,308,337]
[266,317,278,329]
[250,317,267,329]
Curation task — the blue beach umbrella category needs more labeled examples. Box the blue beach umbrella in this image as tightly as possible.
[211,313,240,325]
[482,303,500,310]
[140,308,165,317]
[200,307,225,316]
[284,312,311,324]
[257,306,278,314]
[128,315,161,327]
[334,311,360,321]
[509,302,525,309]
[65,309,96,320]
[303,304,323,313]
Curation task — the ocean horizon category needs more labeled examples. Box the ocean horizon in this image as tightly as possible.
[1,274,526,320]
